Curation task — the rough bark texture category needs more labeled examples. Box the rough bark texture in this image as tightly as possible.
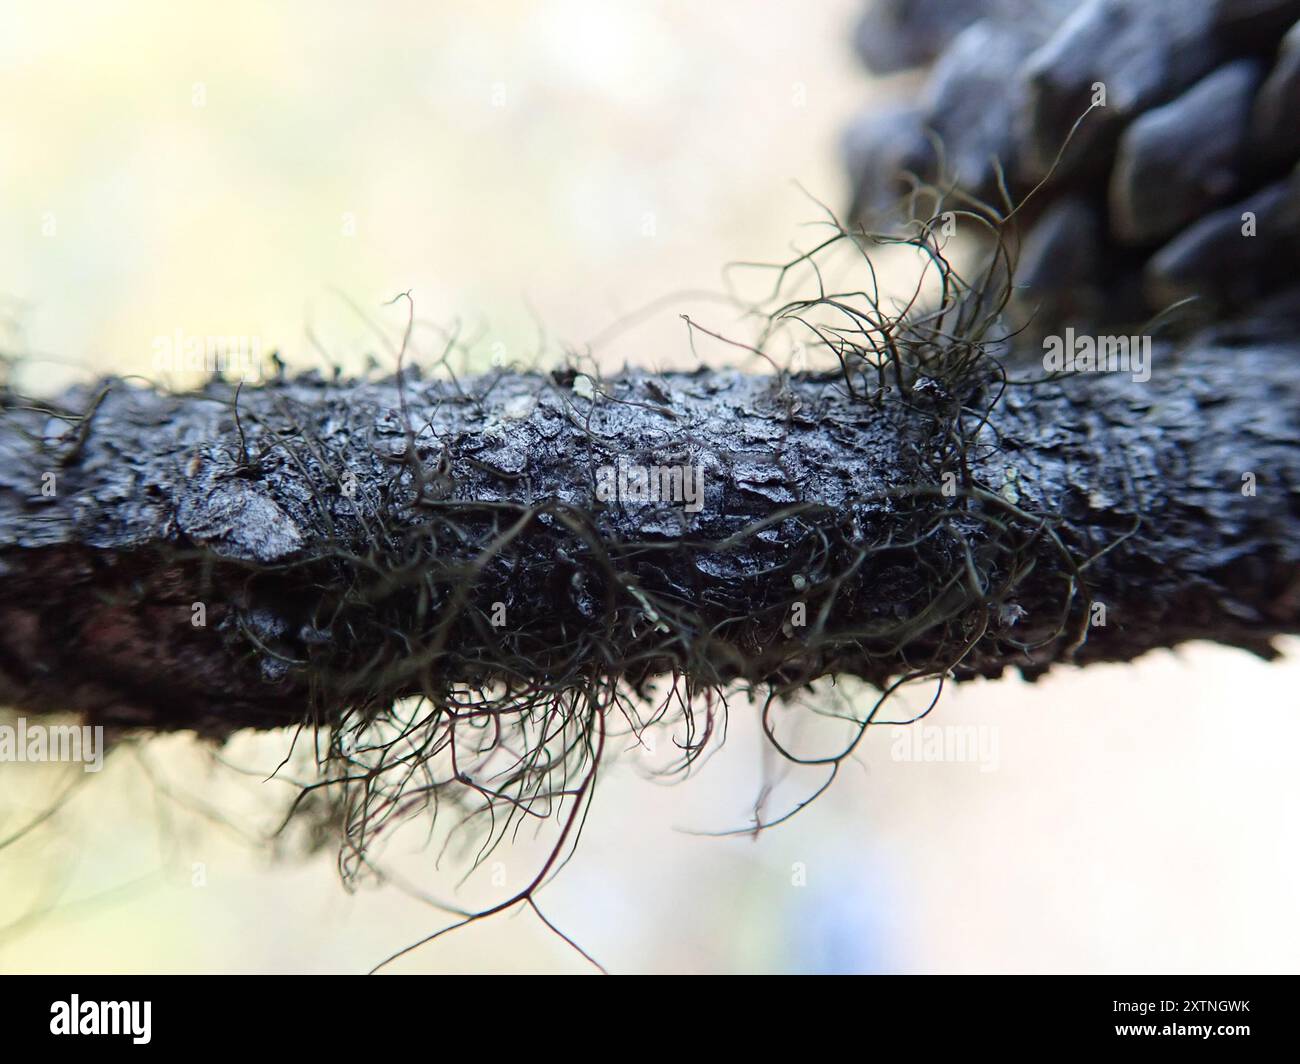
[1,330,1296,737]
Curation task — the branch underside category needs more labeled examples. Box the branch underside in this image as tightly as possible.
[0,336,1296,738]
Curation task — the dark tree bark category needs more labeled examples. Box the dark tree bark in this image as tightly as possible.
[1,330,1296,738]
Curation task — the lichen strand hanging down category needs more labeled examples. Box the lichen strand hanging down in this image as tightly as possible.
[1,336,1296,740]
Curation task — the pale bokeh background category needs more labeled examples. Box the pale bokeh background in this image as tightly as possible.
[2,0,1299,974]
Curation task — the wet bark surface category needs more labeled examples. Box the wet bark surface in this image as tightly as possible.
[1,331,1296,737]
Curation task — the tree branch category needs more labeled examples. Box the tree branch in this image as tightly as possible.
[1,331,1296,738]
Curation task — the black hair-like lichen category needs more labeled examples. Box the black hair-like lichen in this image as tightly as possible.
[280,201,1047,968]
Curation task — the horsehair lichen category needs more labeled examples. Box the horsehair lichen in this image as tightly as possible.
[262,192,1088,966]
[0,188,1107,970]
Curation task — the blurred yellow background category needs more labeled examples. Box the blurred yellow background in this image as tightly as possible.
[2,0,1298,974]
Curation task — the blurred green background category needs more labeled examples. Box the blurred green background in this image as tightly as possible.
[2,0,1298,974]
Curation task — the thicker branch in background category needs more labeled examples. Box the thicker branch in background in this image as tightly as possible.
[844,0,1300,332]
